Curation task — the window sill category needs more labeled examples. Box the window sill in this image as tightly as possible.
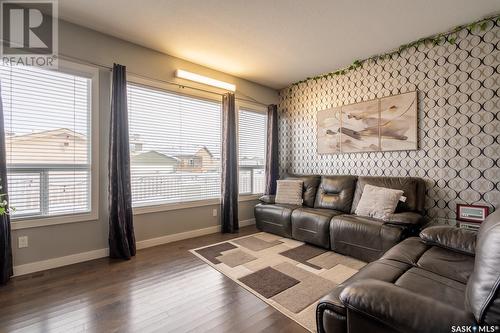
[238,194,262,202]
[11,211,98,230]
[133,199,220,215]
[10,196,263,228]
[133,195,262,216]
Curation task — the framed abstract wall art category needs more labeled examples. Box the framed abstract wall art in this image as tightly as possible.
[317,91,418,154]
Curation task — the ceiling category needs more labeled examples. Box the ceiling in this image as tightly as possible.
[58,0,500,89]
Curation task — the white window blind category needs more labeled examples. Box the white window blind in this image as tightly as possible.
[127,83,222,207]
[0,64,92,219]
[238,108,267,194]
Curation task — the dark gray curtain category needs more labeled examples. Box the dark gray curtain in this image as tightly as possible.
[0,82,13,284]
[221,93,239,233]
[108,64,136,259]
[265,104,279,195]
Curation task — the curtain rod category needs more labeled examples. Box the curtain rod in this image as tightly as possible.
[57,54,269,107]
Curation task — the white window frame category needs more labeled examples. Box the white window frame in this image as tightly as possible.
[10,60,100,230]
[236,100,267,201]
[127,75,224,216]
[128,76,265,215]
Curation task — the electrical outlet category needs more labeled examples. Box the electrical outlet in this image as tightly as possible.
[212,209,218,217]
[18,236,28,248]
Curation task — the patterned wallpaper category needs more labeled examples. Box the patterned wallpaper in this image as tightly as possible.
[278,22,499,221]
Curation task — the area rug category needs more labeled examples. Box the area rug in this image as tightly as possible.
[190,232,366,332]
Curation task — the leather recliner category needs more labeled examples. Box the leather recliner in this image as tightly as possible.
[254,173,427,261]
[291,175,357,248]
[317,208,500,333]
[255,174,321,238]
[330,176,426,262]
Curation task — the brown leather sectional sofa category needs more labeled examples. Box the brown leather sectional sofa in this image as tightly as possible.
[317,208,500,333]
[255,174,427,262]
[255,173,500,332]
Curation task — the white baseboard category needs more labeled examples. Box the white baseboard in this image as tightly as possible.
[136,218,255,249]
[240,218,256,227]
[13,248,109,277]
[13,218,256,277]
[136,225,220,249]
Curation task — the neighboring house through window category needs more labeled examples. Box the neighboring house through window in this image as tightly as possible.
[0,62,98,226]
[127,82,221,207]
[238,108,267,195]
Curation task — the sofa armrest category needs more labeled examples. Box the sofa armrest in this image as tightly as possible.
[339,280,474,333]
[420,225,476,255]
[384,212,426,225]
[259,195,275,204]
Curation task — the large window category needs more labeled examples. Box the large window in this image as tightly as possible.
[0,63,94,220]
[238,108,267,195]
[127,83,221,207]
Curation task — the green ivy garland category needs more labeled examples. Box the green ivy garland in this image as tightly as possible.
[289,14,500,90]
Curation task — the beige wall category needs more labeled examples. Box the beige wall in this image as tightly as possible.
[11,20,277,267]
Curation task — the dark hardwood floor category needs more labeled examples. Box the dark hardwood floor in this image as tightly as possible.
[0,226,308,333]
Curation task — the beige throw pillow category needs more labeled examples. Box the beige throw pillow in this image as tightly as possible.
[355,184,404,220]
[275,180,303,205]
